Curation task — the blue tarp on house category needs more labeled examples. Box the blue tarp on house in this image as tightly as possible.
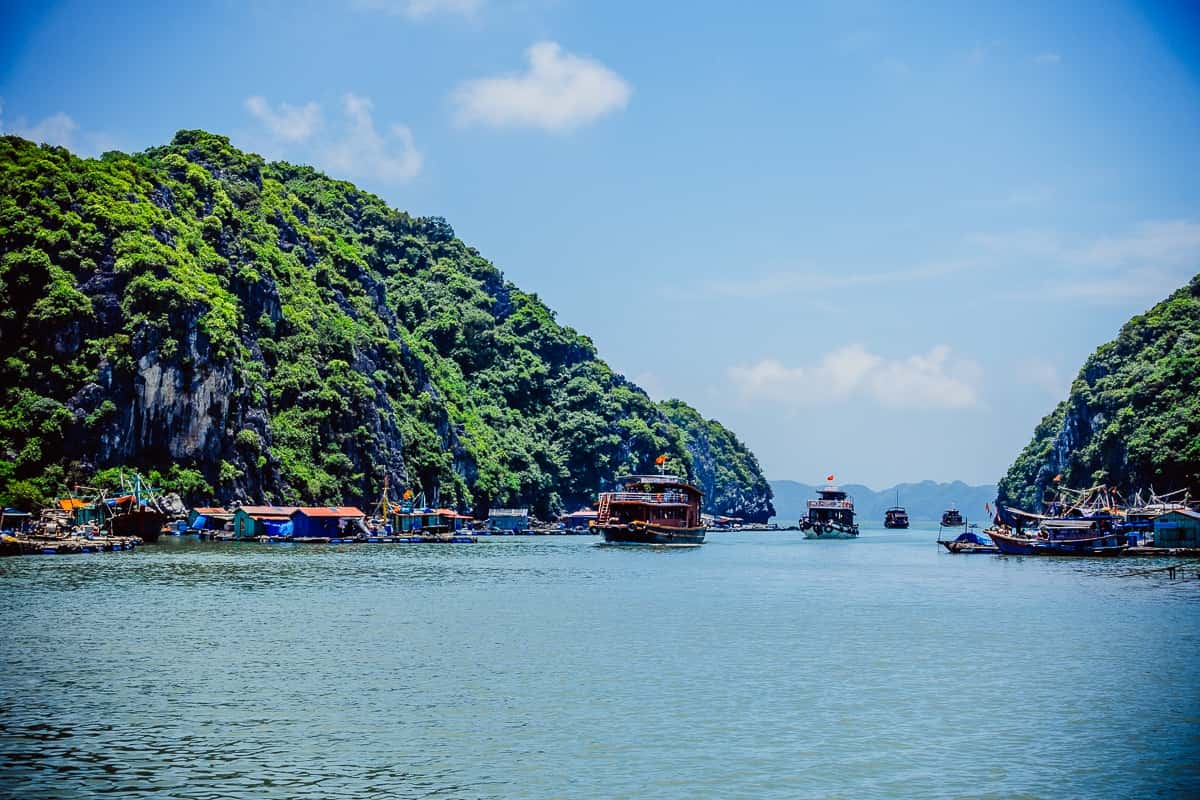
[263,520,293,538]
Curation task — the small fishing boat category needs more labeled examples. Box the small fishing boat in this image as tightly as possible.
[938,527,998,554]
[883,492,909,529]
[986,519,1128,556]
[595,471,705,546]
[940,505,964,528]
[992,484,1131,556]
[799,479,859,538]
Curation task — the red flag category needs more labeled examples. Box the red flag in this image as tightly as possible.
[655,454,668,465]
[826,474,835,481]
[1053,474,1062,482]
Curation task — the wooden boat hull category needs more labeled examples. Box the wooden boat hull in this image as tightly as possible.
[110,510,167,543]
[939,540,999,554]
[987,528,1128,556]
[599,523,705,546]
[883,520,909,529]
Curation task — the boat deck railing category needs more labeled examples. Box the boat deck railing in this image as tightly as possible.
[605,491,691,505]
[808,500,853,509]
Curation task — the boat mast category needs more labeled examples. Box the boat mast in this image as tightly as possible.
[377,475,391,519]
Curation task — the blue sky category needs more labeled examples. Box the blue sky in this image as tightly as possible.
[3,0,1199,487]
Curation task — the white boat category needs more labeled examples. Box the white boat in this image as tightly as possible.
[799,482,859,538]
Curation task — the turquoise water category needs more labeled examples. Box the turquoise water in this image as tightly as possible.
[1,526,1197,799]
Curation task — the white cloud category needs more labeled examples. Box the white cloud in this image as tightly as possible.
[1080,220,1200,269]
[243,93,422,183]
[968,220,1200,304]
[1040,267,1187,304]
[728,344,981,411]
[452,41,632,131]
[322,93,423,182]
[352,0,483,18]
[244,96,321,142]
[0,100,118,156]
[699,259,971,299]
[631,371,667,402]
[10,110,78,148]
[1034,52,1062,64]
[1018,358,1069,398]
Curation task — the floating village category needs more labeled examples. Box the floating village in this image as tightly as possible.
[2,467,1198,563]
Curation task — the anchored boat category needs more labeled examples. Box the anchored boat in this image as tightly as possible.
[883,491,909,529]
[940,505,964,528]
[799,480,859,538]
[106,473,167,543]
[938,524,998,554]
[988,485,1131,556]
[594,474,705,545]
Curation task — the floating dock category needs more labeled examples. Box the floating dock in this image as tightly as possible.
[0,534,140,556]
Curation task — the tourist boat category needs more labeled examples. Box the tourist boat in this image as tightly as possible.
[940,505,964,528]
[883,492,909,529]
[595,473,705,545]
[799,480,859,538]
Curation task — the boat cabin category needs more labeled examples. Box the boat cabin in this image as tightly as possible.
[598,475,703,530]
[941,506,964,527]
[808,486,854,527]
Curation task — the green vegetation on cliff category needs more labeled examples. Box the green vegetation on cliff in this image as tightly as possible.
[998,274,1200,510]
[0,131,773,518]
[659,400,773,520]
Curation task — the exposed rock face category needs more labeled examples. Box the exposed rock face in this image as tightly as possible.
[997,274,1200,510]
[659,399,775,522]
[0,131,775,518]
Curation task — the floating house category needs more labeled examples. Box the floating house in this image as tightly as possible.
[1,508,32,533]
[232,506,299,539]
[290,506,367,540]
[488,508,529,533]
[561,509,598,530]
[1152,508,1200,548]
[59,497,103,527]
[390,507,471,534]
[187,507,232,533]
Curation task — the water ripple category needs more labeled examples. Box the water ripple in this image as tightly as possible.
[1,531,1197,798]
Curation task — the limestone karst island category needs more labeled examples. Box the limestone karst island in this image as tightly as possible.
[2,2,1198,798]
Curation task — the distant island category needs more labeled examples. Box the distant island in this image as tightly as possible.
[770,480,997,524]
